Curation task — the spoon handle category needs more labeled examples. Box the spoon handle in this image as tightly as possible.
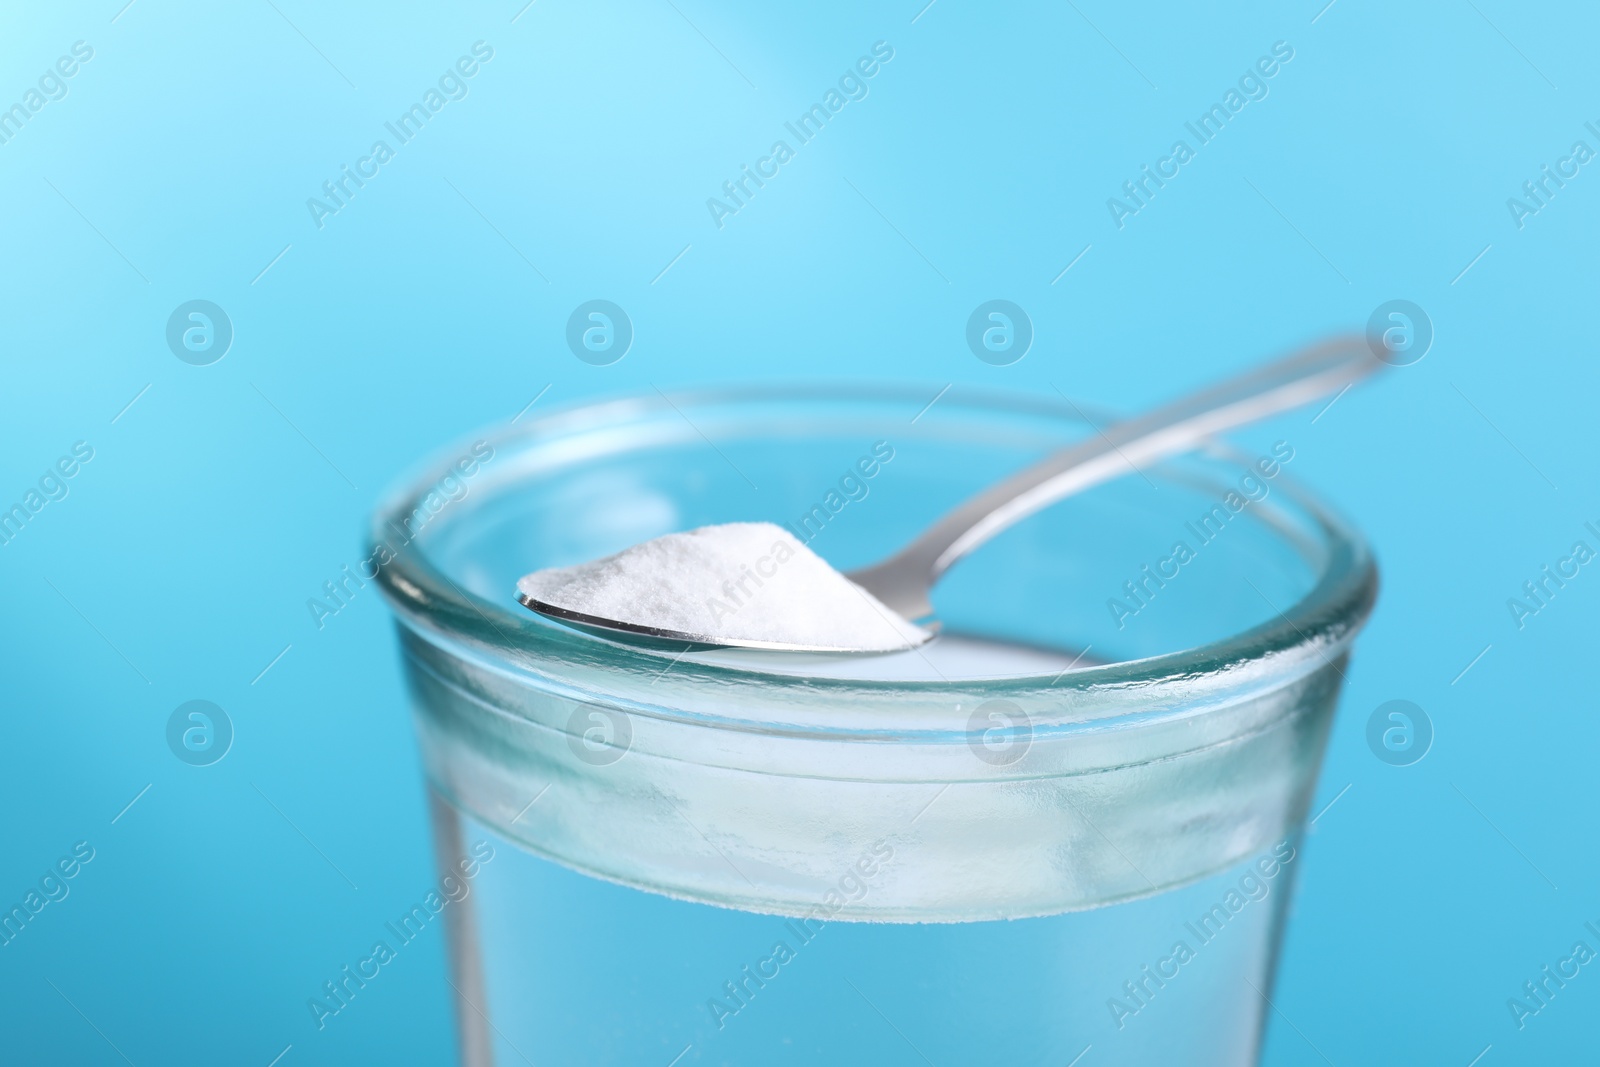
[847,335,1382,619]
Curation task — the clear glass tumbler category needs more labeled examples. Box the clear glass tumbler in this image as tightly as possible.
[371,385,1376,1067]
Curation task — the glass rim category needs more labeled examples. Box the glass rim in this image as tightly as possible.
[369,382,1378,708]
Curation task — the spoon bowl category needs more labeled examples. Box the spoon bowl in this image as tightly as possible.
[514,587,939,653]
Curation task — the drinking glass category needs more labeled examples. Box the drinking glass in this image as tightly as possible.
[371,385,1376,1066]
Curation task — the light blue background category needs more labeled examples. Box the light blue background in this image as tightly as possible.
[2,1,1595,1063]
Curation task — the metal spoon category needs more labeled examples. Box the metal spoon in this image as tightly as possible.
[519,335,1382,651]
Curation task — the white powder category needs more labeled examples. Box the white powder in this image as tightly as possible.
[516,522,929,652]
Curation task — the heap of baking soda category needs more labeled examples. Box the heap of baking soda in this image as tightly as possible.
[516,522,927,652]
